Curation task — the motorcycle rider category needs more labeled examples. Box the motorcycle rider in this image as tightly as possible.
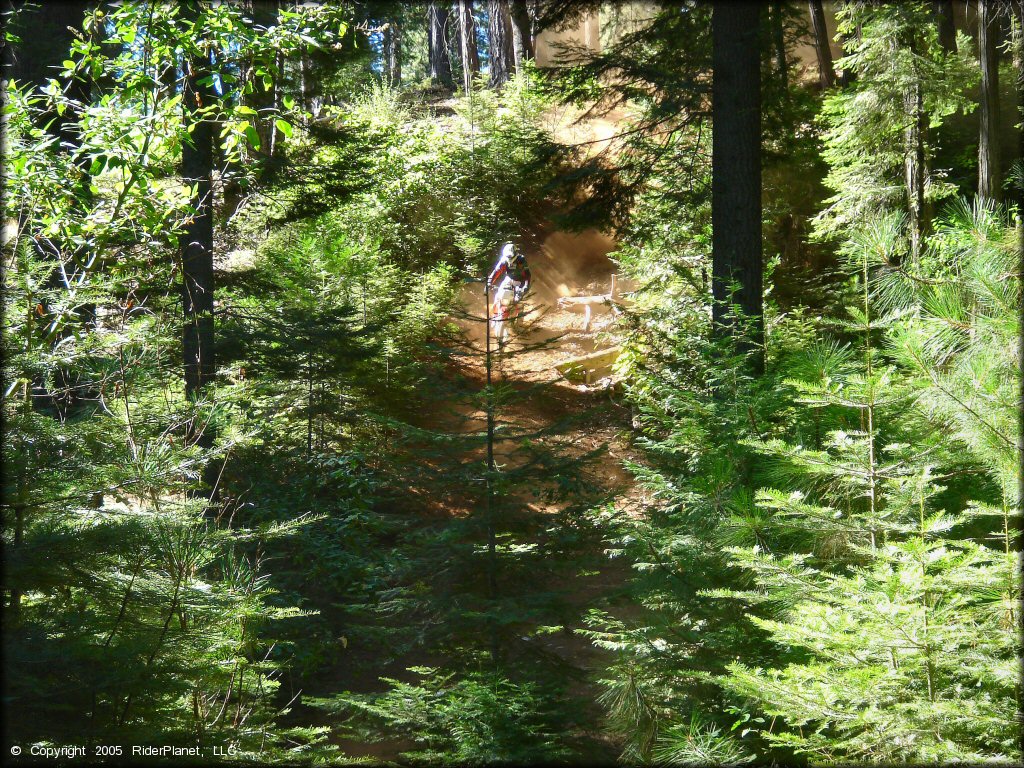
[488,242,532,321]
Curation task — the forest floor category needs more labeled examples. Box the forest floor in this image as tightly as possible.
[289,227,648,762]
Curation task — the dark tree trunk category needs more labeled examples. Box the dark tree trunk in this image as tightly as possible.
[159,50,178,100]
[384,17,402,85]
[427,2,454,88]
[270,48,283,156]
[510,0,534,70]
[247,0,279,160]
[180,4,216,439]
[933,0,957,53]
[771,1,788,90]
[11,1,93,418]
[488,0,514,88]
[838,28,857,85]
[457,0,479,92]
[1015,3,1024,126]
[7,0,90,191]
[979,0,1002,203]
[299,50,310,115]
[47,6,91,207]
[0,1,13,139]
[209,48,246,222]
[7,0,86,96]
[903,77,927,259]
[712,2,763,375]
[808,0,835,89]
[57,20,92,157]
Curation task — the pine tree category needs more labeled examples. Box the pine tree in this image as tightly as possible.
[2,3,352,756]
[813,2,976,258]
[718,209,1021,763]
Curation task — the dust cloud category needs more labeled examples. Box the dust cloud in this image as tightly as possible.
[455,227,633,388]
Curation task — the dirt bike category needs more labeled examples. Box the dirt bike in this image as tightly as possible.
[490,287,525,348]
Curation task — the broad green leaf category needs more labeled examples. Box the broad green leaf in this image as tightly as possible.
[244,124,261,150]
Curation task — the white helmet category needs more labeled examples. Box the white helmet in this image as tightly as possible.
[501,242,516,260]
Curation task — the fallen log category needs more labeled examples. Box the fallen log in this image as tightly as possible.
[555,346,621,384]
[557,275,621,330]
[557,295,613,306]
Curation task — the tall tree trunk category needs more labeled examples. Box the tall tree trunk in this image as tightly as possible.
[14,1,93,418]
[457,0,479,92]
[712,2,763,375]
[159,50,178,101]
[838,28,857,85]
[488,0,514,87]
[427,2,454,88]
[180,3,216,449]
[7,0,86,98]
[248,0,279,161]
[299,50,310,115]
[808,0,835,89]
[1013,2,1024,75]
[771,1,788,91]
[384,17,402,86]
[211,48,245,221]
[933,0,957,53]
[269,48,283,157]
[979,0,1002,204]
[509,0,534,70]
[0,0,14,182]
[903,77,927,260]
[382,21,393,83]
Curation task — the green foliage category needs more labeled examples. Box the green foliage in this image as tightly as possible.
[312,665,575,765]
[2,1,351,758]
[1,236,321,752]
[309,71,568,275]
[579,7,1018,760]
[813,2,977,242]
[5,1,1020,763]
[717,207,1020,762]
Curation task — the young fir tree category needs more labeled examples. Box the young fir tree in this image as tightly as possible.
[812,2,977,259]
[2,2,352,757]
[718,209,1021,763]
[303,256,617,762]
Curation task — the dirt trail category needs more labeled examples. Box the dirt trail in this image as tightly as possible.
[447,228,647,755]
[295,229,646,762]
[454,228,634,481]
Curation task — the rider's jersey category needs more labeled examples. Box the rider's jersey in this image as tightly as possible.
[489,254,532,291]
